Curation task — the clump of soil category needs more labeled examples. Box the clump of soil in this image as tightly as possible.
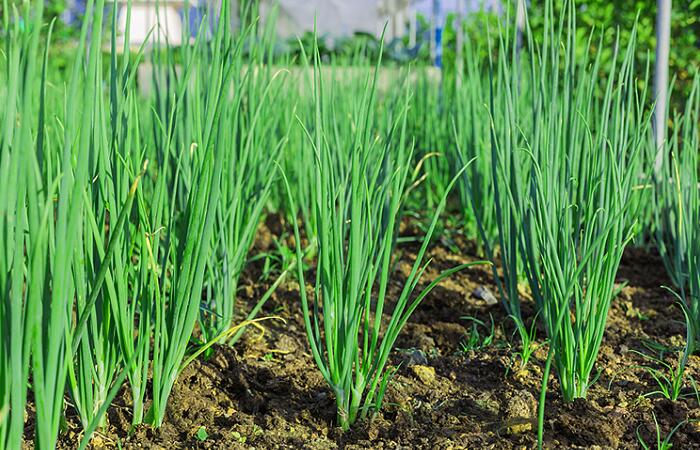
[54,222,700,449]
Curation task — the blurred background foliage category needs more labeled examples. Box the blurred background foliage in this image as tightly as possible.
[441,0,699,100]
[13,0,698,99]
[528,0,699,94]
[283,0,699,102]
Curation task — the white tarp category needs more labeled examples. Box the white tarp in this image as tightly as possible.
[261,0,503,39]
[64,1,505,41]
[414,0,503,19]
[261,0,381,38]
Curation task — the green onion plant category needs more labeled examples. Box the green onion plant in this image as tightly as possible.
[2,0,141,447]
[199,8,288,343]
[487,0,651,404]
[136,3,240,426]
[283,36,484,431]
[454,11,537,366]
[407,69,453,211]
[654,74,700,352]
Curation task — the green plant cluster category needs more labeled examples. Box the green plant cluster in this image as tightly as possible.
[1,1,699,449]
[440,0,700,102]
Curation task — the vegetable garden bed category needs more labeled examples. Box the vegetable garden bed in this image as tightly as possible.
[4,1,700,449]
[44,217,700,449]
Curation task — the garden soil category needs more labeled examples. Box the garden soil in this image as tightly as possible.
[51,217,700,449]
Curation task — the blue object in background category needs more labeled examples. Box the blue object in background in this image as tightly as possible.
[433,0,442,68]
[416,0,503,67]
[186,4,205,36]
[435,26,443,68]
[61,0,86,26]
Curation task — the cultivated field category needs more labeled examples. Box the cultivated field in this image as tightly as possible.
[1,1,699,449]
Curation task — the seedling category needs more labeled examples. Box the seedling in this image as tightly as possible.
[460,315,496,353]
[636,413,688,450]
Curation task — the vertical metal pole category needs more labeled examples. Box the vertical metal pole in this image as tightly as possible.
[653,0,672,175]
[430,0,437,63]
[231,0,240,31]
[409,1,417,48]
[433,0,443,68]
[388,0,396,42]
[456,0,464,85]
[516,0,526,51]
[395,0,407,41]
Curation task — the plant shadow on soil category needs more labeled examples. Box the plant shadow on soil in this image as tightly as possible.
[55,216,700,449]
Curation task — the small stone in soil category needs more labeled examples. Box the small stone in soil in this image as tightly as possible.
[405,348,429,366]
[473,285,499,306]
